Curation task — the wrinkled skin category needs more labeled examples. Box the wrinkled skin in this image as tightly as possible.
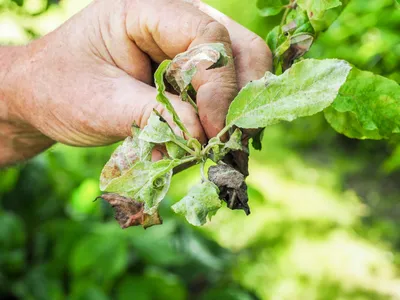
[0,0,272,166]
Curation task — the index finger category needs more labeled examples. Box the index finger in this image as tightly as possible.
[192,1,273,87]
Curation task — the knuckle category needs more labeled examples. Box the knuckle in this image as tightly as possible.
[198,19,230,43]
[249,34,272,58]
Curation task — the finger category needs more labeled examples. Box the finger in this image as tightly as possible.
[125,0,238,138]
[192,1,273,88]
[93,73,207,145]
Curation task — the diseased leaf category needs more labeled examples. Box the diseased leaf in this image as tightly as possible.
[104,159,180,214]
[226,59,352,129]
[166,43,230,94]
[98,193,162,229]
[210,129,243,162]
[139,112,176,144]
[132,126,154,161]
[172,181,222,226]
[208,163,250,215]
[325,69,400,139]
[282,33,314,71]
[155,60,189,135]
[256,0,288,16]
[100,130,153,191]
[225,129,243,151]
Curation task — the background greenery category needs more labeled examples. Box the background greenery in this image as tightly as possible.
[1,0,400,299]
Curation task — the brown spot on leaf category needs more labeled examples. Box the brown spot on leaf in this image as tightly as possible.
[96,193,162,229]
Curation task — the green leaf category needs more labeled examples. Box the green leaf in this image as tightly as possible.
[296,0,344,32]
[100,130,153,191]
[139,112,176,144]
[324,107,383,140]
[256,0,288,16]
[104,159,180,214]
[172,181,222,226]
[324,69,400,139]
[252,129,265,150]
[210,129,243,162]
[166,141,187,159]
[166,43,230,94]
[155,60,189,135]
[226,59,351,129]
[225,128,243,151]
[297,0,342,16]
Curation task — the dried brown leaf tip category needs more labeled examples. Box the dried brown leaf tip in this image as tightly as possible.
[96,193,162,229]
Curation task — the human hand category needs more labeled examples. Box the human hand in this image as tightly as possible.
[2,0,272,165]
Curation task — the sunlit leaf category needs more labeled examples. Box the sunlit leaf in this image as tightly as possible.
[226,59,351,129]
[172,181,222,226]
[325,69,400,139]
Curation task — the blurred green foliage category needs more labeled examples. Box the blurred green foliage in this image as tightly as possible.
[1,0,400,299]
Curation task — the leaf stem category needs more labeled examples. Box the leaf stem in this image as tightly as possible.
[200,160,207,181]
[280,6,290,27]
[173,139,197,157]
[216,124,232,140]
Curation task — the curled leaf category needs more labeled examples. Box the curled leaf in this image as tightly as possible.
[208,163,250,215]
[172,181,222,226]
[98,193,162,229]
[166,43,230,94]
[155,60,189,135]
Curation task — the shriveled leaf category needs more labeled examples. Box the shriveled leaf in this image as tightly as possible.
[100,130,153,191]
[166,43,229,94]
[139,112,176,144]
[104,159,180,214]
[226,59,352,129]
[98,194,162,229]
[256,0,288,16]
[208,163,250,215]
[172,181,222,226]
[282,33,314,71]
[155,60,189,135]
[325,69,400,139]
